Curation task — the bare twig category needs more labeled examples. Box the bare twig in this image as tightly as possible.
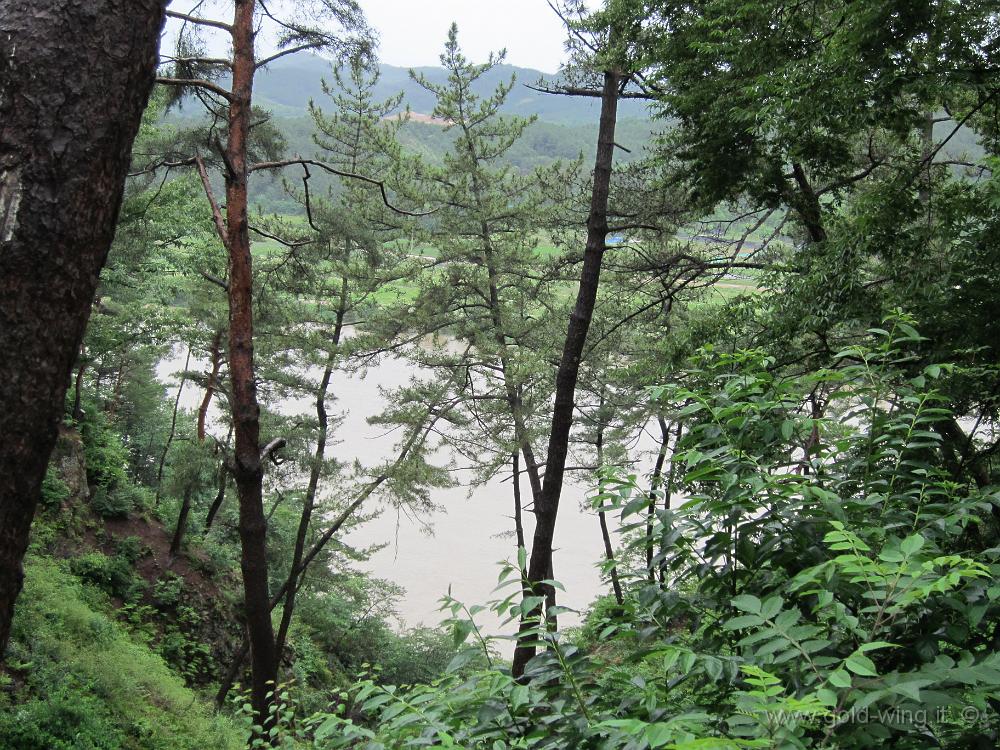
[249,157,437,217]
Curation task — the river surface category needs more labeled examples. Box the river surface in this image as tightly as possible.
[157,346,649,644]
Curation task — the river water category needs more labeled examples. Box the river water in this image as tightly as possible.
[157,346,647,643]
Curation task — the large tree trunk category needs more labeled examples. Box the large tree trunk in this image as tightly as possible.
[225,0,279,727]
[0,0,166,658]
[511,68,621,678]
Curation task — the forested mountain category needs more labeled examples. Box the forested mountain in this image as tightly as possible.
[3,2,1000,749]
[255,114,657,212]
[168,55,658,213]
[246,54,652,123]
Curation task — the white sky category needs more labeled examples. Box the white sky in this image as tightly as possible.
[165,1,570,74]
[359,0,569,73]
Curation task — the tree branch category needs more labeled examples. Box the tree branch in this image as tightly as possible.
[525,82,653,99]
[161,55,232,69]
[200,271,229,292]
[165,9,233,33]
[156,76,234,101]
[195,156,230,251]
[249,158,437,217]
[255,42,325,70]
[260,438,287,465]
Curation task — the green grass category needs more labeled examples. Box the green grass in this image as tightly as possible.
[1,556,245,750]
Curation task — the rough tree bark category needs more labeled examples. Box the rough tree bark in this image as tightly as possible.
[224,0,280,726]
[0,0,166,658]
[511,67,621,678]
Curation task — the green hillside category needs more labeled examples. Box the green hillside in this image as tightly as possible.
[250,54,652,124]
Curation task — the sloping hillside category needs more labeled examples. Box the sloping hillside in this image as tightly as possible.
[251,54,652,124]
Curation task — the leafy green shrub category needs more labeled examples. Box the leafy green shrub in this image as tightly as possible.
[0,683,125,750]
[89,486,131,519]
[69,551,145,603]
[39,467,71,509]
[151,572,185,609]
[157,606,215,683]
[89,482,153,520]
[115,482,156,515]
[292,320,1000,750]
[78,407,129,490]
[113,534,149,563]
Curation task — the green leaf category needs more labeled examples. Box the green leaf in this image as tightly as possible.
[760,595,783,620]
[858,641,897,653]
[731,594,762,614]
[889,680,928,702]
[704,657,723,681]
[452,619,474,648]
[900,534,925,557]
[724,615,764,630]
[645,723,674,748]
[781,420,794,440]
[817,688,838,706]
[445,649,475,673]
[829,670,852,688]
[845,653,879,677]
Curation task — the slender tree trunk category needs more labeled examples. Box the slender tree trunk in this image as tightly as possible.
[156,346,191,502]
[106,357,127,420]
[168,486,193,561]
[204,464,229,531]
[594,405,623,606]
[512,67,621,678]
[0,0,165,659]
[467,125,544,507]
[274,282,347,658]
[72,354,88,423]
[658,422,683,584]
[597,511,622,605]
[646,417,670,581]
[203,424,234,531]
[937,417,990,489]
[788,162,827,244]
[224,0,278,727]
[197,329,224,442]
[918,110,935,207]
[512,453,527,557]
[217,395,455,706]
[801,393,823,475]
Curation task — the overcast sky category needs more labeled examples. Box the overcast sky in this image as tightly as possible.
[360,0,569,73]
[166,1,570,73]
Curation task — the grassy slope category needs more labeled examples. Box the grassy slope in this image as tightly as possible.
[1,556,244,750]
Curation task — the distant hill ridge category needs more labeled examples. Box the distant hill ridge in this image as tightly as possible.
[252,54,651,125]
[165,54,659,214]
